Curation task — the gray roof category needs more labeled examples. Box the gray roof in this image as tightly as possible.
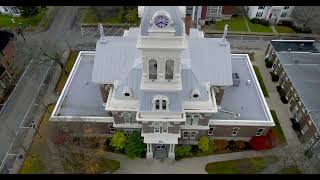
[283,65,320,111]
[271,40,319,53]
[276,52,320,65]
[92,37,140,84]
[189,38,233,86]
[213,56,270,121]
[57,54,106,116]
[140,6,184,37]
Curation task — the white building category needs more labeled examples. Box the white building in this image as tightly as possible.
[245,6,294,24]
[0,6,21,17]
[51,6,274,160]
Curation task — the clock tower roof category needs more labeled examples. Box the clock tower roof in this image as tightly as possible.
[140,6,184,37]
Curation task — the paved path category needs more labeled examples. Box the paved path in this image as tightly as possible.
[271,26,277,34]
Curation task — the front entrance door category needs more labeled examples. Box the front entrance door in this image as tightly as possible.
[154,144,168,159]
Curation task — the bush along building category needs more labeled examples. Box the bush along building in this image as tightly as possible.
[50,6,274,160]
[265,40,320,158]
[0,30,15,99]
[245,6,294,25]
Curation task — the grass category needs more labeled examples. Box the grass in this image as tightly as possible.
[270,110,287,145]
[80,8,138,24]
[19,104,55,174]
[277,166,301,174]
[0,8,46,29]
[38,7,58,31]
[275,26,295,34]
[215,16,248,32]
[205,156,278,174]
[62,156,120,174]
[55,51,79,93]
[248,21,273,33]
[253,65,269,97]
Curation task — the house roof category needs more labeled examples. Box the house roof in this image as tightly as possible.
[0,30,14,52]
[270,40,319,53]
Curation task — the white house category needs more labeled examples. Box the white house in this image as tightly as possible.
[245,6,294,24]
[0,6,20,17]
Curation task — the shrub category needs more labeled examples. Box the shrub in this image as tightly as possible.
[265,58,270,62]
[270,72,279,82]
[175,145,192,160]
[198,136,210,152]
[227,140,237,152]
[265,60,273,68]
[110,132,127,152]
[125,132,146,159]
[250,18,269,26]
[214,140,229,151]
[235,141,246,150]
[191,145,199,155]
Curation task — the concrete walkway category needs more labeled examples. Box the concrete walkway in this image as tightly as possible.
[105,149,277,174]
[271,26,278,34]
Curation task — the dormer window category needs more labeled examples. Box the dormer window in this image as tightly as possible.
[122,87,132,97]
[191,89,201,99]
[153,95,169,111]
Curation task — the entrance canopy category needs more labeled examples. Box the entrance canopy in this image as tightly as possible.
[142,133,180,144]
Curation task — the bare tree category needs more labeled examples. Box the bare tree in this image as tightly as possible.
[38,48,68,75]
[292,6,318,30]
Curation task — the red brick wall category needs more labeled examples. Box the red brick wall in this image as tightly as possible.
[0,40,15,76]
[222,6,233,15]
[201,6,207,20]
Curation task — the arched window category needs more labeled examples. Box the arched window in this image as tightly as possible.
[165,60,174,80]
[149,59,157,80]
[153,95,169,111]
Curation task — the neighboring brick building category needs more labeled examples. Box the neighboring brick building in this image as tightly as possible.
[265,40,320,157]
[0,30,15,96]
[186,6,233,25]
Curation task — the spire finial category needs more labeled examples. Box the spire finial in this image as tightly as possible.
[220,24,228,45]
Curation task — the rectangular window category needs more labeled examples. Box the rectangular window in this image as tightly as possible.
[281,12,287,18]
[301,125,309,135]
[192,114,200,126]
[190,131,197,139]
[256,12,263,17]
[208,127,215,135]
[154,122,160,133]
[123,113,131,124]
[258,6,265,10]
[296,111,302,121]
[162,123,168,133]
[256,128,265,136]
[284,6,289,9]
[186,114,191,126]
[308,120,312,126]
[232,127,240,136]
[183,132,189,139]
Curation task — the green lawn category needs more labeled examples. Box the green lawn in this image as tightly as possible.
[205,156,279,174]
[55,51,79,93]
[253,65,269,97]
[270,110,287,145]
[275,26,295,33]
[0,8,46,28]
[277,166,301,174]
[248,21,273,32]
[215,16,248,32]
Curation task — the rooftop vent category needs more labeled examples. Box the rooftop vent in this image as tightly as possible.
[232,73,240,86]
[288,48,292,51]
[247,80,251,85]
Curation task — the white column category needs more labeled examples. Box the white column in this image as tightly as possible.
[146,144,153,159]
[168,144,175,159]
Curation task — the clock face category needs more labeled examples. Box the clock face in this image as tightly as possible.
[154,15,169,28]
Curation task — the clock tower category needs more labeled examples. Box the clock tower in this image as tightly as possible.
[136,7,188,91]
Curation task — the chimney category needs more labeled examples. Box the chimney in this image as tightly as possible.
[184,15,191,36]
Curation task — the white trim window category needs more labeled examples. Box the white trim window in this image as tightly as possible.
[296,111,302,122]
[256,128,265,136]
[208,127,215,135]
[301,125,309,135]
[256,12,263,17]
[232,127,240,136]
[258,6,265,10]
[185,114,201,126]
[122,112,135,124]
[154,122,169,133]
[281,12,287,18]
[183,131,189,139]
[284,6,289,9]
[190,131,197,139]
[153,95,169,111]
